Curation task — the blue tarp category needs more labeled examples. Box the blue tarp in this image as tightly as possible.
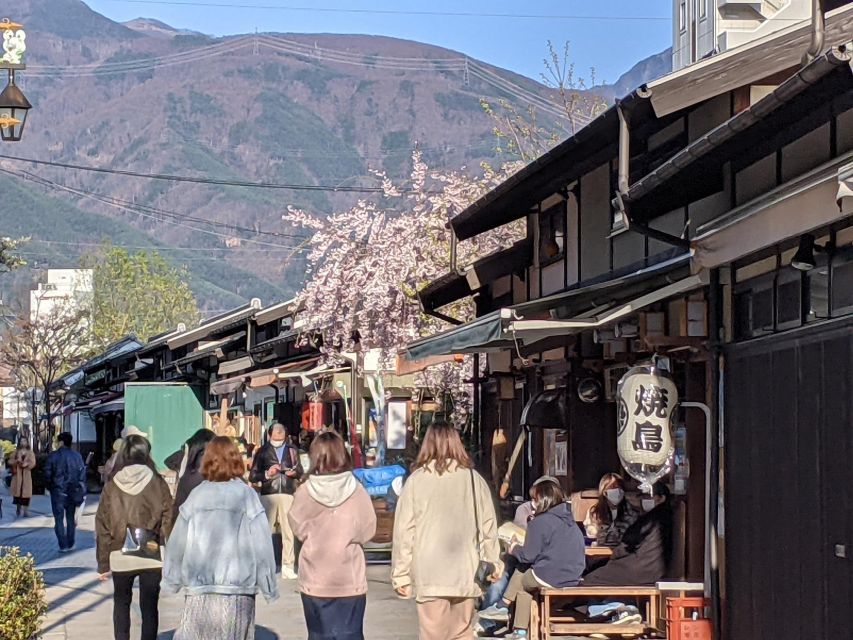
[353,465,407,497]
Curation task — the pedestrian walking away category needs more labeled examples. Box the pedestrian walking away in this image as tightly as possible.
[249,422,303,579]
[164,436,279,640]
[95,435,173,640]
[10,437,36,518]
[164,427,216,522]
[288,431,377,640]
[391,422,503,640]
[43,432,87,552]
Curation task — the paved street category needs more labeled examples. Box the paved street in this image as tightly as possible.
[0,487,419,640]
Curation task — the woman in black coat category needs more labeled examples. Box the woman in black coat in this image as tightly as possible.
[165,429,216,521]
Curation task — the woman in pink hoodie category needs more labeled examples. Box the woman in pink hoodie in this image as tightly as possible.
[288,431,377,640]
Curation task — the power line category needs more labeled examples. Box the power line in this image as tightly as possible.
[105,1,672,21]
[0,167,310,250]
[0,153,391,193]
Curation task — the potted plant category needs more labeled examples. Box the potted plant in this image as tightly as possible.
[0,546,47,640]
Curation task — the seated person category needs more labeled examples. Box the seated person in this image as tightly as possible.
[583,483,673,587]
[584,472,639,547]
[480,479,585,637]
[478,475,559,632]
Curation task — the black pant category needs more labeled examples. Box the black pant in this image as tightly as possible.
[301,594,366,640]
[112,569,161,640]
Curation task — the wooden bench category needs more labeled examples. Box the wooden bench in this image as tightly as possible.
[530,586,661,640]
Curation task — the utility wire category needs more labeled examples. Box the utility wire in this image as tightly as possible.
[0,153,392,193]
[0,167,309,250]
[104,1,672,21]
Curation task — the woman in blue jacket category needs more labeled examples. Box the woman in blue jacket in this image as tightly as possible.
[480,479,585,636]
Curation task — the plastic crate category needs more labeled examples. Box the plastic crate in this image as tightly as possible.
[666,597,712,640]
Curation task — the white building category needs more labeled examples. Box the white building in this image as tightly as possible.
[673,0,812,70]
[30,269,93,321]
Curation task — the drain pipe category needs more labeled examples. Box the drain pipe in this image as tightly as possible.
[613,93,691,250]
[802,0,825,66]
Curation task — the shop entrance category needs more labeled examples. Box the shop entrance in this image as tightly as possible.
[724,316,853,639]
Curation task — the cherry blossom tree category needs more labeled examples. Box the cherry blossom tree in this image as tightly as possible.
[284,152,524,453]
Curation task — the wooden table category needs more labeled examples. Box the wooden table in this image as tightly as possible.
[585,546,614,558]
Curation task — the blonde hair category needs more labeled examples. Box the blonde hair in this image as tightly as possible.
[413,422,472,475]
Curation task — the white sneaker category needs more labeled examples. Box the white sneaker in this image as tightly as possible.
[281,566,298,580]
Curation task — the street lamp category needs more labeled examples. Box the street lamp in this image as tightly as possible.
[0,18,31,142]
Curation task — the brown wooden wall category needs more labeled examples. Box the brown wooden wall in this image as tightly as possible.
[723,316,853,639]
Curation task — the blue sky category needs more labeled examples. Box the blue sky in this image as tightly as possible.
[87,0,673,85]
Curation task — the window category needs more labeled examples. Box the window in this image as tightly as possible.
[699,0,707,19]
[539,203,566,265]
[679,1,687,32]
[832,248,853,316]
[732,234,853,341]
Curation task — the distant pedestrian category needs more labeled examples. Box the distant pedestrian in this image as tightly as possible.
[391,422,503,640]
[249,422,304,579]
[164,436,279,640]
[95,435,173,640]
[102,438,123,484]
[288,431,377,640]
[43,432,86,552]
[164,428,216,522]
[10,437,36,518]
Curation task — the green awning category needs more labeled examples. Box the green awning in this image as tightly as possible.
[404,262,707,360]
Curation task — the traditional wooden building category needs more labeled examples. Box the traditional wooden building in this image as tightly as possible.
[405,5,853,638]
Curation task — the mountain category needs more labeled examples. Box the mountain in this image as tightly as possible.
[596,48,673,99]
[2,1,658,312]
[123,18,206,39]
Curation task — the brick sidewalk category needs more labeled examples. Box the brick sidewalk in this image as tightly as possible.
[1,488,419,640]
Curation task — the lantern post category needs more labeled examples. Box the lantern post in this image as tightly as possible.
[0,18,32,142]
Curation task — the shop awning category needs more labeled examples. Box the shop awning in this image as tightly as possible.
[210,357,330,395]
[839,161,853,214]
[693,154,853,269]
[404,264,707,360]
[217,355,255,376]
[90,398,124,417]
[247,357,321,388]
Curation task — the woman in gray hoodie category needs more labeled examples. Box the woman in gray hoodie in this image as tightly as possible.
[163,436,278,640]
[95,435,173,640]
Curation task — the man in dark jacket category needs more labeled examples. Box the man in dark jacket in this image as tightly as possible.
[249,422,303,579]
[43,432,87,552]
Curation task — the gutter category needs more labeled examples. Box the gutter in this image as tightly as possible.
[802,0,826,66]
[612,90,690,250]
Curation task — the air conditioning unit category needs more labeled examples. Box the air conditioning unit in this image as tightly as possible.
[603,364,630,402]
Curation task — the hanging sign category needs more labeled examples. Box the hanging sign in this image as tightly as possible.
[616,365,677,492]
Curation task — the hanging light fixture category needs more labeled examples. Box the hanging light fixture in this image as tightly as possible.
[791,234,817,271]
[0,18,31,142]
[0,71,31,142]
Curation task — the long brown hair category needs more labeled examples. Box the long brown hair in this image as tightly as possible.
[413,422,472,475]
[309,431,352,475]
[591,472,626,524]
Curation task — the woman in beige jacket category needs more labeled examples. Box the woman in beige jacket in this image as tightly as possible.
[392,423,502,640]
[10,438,37,518]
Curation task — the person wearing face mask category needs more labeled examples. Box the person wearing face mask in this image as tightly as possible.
[583,483,673,586]
[584,473,638,547]
[249,423,304,580]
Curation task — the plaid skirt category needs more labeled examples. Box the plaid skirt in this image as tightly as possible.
[175,594,256,640]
